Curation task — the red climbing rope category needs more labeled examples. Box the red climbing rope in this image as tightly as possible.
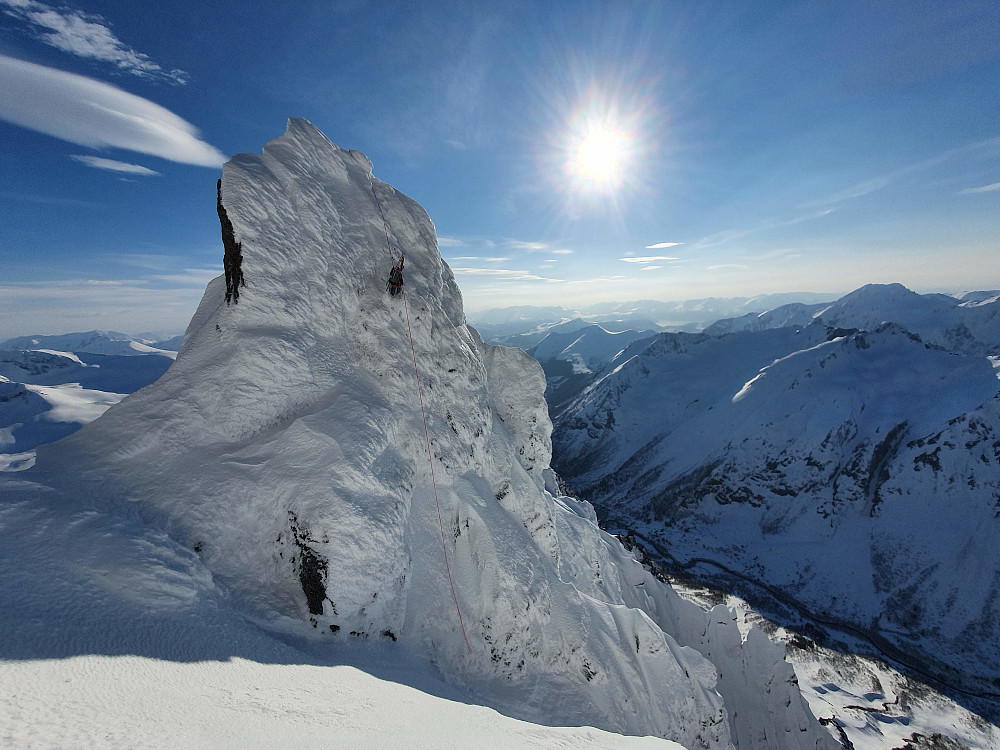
[403,288,472,653]
[370,175,472,653]
[370,179,396,263]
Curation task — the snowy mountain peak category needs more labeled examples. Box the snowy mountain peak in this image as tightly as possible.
[14,120,845,747]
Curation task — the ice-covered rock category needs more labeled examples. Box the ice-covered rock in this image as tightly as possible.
[14,119,838,747]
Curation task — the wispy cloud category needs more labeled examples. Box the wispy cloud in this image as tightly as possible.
[640,265,662,271]
[803,136,1000,209]
[437,236,463,247]
[691,209,833,251]
[0,54,225,167]
[551,249,573,255]
[645,241,682,249]
[566,276,628,285]
[707,264,750,271]
[691,228,754,249]
[452,267,561,282]
[0,0,188,84]
[620,255,679,263]
[150,268,223,286]
[809,176,893,207]
[506,239,550,252]
[961,181,1000,194]
[70,155,160,175]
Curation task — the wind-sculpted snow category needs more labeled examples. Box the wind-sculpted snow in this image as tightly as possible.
[4,119,842,746]
[555,312,1000,707]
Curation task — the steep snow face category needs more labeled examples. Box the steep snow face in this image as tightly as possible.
[18,119,841,747]
[554,318,1000,701]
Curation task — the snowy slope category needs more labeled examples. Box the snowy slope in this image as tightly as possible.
[705,283,1000,357]
[532,325,658,416]
[0,330,179,358]
[0,348,173,463]
[3,119,838,748]
[0,486,679,750]
[533,324,657,373]
[554,315,1000,717]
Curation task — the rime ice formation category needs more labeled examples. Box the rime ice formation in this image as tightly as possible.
[13,119,839,747]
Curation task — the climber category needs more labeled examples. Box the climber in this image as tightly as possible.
[387,255,404,297]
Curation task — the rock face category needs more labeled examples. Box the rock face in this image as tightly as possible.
[553,302,1000,701]
[25,119,837,747]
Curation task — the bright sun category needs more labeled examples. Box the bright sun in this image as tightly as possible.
[565,121,633,192]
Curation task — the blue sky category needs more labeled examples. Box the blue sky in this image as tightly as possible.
[1,0,998,338]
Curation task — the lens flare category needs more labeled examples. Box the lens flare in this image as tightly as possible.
[568,124,631,189]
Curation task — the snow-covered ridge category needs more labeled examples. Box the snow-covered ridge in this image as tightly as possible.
[1,330,180,359]
[553,290,1000,724]
[0,346,173,462]
[704,282,1000,356]
[6,119,838,746]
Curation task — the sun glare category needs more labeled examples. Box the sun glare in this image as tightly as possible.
[537,77,660,213]
[561,100,643,195]
[570,125,630,189]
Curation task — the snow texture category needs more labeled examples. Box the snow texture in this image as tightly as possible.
[554,296,1000,711]
[2,119,837,747]
[0,345,172,459]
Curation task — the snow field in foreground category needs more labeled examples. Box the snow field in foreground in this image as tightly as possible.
[0,656,679,750]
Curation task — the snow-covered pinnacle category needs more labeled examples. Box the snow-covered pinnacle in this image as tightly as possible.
[33,119,835,747]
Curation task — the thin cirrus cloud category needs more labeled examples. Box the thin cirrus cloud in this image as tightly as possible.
[0,54,226,167]
[451,267,561,282]
[645,242,682,249]
[0,0,188,84]
[961,181,1000,194]
[70,155,160,175]
[619,256,679,263]
[506,239,550,252]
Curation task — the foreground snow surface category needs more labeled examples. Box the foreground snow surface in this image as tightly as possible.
[0,657,674,750]
[0,492,680,750]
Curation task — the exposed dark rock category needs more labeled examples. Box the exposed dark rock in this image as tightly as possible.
[217,178,245,305]
[287,510,329,616]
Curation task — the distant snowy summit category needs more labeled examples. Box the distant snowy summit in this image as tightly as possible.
[552,283,1000,706]
[7,119,841,748]
[1,330,181,359]
[0,331,177,465]
[704,282,1000,356]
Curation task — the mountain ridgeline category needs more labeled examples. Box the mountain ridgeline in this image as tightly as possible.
[8,119,842,748]
[551,284,1000,712]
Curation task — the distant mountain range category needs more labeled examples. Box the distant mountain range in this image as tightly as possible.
[1,330,182,358]
[549,283,1000,715]
[0,331,178,464]
[468,292,840,348]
